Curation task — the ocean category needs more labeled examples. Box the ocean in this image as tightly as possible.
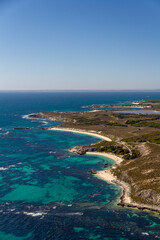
[0,91,160,240]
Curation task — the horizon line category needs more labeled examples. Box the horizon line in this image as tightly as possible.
[0,89,160,92]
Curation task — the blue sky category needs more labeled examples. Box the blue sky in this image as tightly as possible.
[0,0,160,90]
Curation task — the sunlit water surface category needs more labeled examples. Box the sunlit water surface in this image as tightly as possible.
[0,91,160,240]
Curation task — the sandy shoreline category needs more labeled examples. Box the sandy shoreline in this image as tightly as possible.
[86,152,131,202]
[50,126,160,214]
[49,127,112,141]
[86,152,123,164]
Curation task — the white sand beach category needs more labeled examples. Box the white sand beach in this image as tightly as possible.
[86,152,123,164]
[49,127,112,141]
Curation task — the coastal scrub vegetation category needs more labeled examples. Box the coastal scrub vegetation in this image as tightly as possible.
[123,150,141,160]
[112,143,160,206]
[125,119,160,129]
[80,140,140,160]
[73,117,127,127]
[122,132,160,144]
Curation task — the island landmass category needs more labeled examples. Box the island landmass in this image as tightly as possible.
[31,100,160,214]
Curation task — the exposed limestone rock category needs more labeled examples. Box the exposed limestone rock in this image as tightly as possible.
[70,146,88,155]
[70,146,98,155]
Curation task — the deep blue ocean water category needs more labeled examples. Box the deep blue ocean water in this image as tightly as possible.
[0,91,160,240]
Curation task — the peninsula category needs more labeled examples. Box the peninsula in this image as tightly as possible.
[32,100,160,214]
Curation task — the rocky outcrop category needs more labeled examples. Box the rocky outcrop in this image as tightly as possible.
[29,113,43,118]
[70,146,88,155]
[31,112,70,123]
[70,146,98,155]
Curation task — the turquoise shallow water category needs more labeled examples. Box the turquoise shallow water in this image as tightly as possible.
[0,91,160,240]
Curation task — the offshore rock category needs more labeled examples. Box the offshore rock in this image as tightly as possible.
[88,170,97,174]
